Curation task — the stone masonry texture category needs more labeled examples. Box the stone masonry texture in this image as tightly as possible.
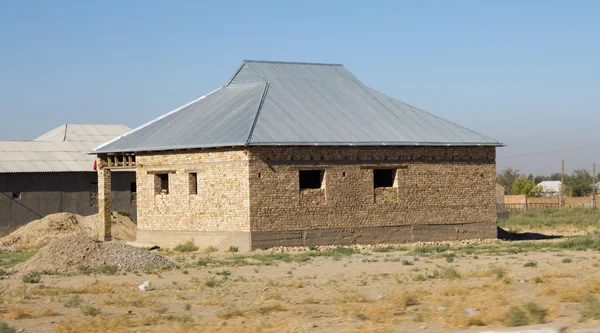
[124,146,496,250]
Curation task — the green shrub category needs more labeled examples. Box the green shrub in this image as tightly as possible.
[562,258,573,263]
[412,274,426,282]
[355,313,368,321]
[491,267,506,280]
[373,246,395,253]
[205,278,221,288]
[505,302,548,326]
[228,246,239,253]
[174,241,199,253]
[99,264,118,275]
[402,260,413,266]
[0,322,16,333]
[203,245,218,253]
[579,294,600,322]
[196,257,214,266]
[81,305,101,316]
[443,253,456,263]
[524,261,537,268]
[523,302,548,324]
[63,295,83,308]
[506,306,529,326]
[440,267,461,280]
[215,270,231,276]
[22,271,41,283]
[116,210,130,217]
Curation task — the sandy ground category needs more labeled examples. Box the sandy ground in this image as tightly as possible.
[3,244,600,332]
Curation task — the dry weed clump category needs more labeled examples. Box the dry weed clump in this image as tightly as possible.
[387,290,426,309]
[102,293,156,308]
[537,278,600,302]
[439,282,514,327]
[463,266,510,280]
[216,304,287,319]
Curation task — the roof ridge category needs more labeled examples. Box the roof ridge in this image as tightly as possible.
[246,83,270,144]
[365,87,503,145]
[244,60,344,67]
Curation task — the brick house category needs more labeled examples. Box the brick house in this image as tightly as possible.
[94,60,502,251]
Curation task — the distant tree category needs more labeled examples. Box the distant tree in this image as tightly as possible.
[512,176,542,196]
[497,168,521,194]
[548,173,562,181]
[564,169,593,197]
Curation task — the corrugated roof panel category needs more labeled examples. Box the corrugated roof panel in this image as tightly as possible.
[0,124,130,173]
[94,60,502,153]
[95,83,267,153]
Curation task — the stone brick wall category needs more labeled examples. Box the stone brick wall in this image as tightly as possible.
[128,146,496,249]
[135,148,250,233]
[248,146,496,233]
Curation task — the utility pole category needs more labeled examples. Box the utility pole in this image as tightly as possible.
[593,162,597,209]
[561,160,565,209]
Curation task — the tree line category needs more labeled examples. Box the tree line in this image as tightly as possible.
[497,168,598,197]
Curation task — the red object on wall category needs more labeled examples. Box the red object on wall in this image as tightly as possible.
[93,160,97,171]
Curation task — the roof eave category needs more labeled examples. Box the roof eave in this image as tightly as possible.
[92,141,503,154]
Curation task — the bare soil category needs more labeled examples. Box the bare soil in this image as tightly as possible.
[2,240,600,332]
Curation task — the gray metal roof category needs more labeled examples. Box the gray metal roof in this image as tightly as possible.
[0,124,131,173]
[94,60,502,153]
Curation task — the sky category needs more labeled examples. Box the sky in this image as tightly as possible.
[0,1,598,175]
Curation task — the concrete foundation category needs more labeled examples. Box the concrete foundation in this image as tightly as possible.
[136,229,252,252]
[250,221,497,250]
[137,221,496,252]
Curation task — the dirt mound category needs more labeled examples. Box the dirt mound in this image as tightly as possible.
[0,212,136,250]
[16,235,175,274]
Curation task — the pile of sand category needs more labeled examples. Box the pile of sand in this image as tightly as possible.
[0,212,136,250]
[16,235,175,274]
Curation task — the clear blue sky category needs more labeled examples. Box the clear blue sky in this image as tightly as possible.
[1,1,598,174]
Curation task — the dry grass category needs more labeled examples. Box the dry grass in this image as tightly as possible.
[102,293,156,308]
[436,282,514,327]
[536,278,600,302]
[216,304,287,319]
[0,306,58,319]
[68,281,133,295]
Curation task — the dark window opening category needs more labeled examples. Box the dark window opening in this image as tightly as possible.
[299,170,324,189]
[257,173,262,178]
[12,192,21,200]
[374,169,396,188]
[157,174,169,194]
[189,173,198,195]
[130,182,137,193]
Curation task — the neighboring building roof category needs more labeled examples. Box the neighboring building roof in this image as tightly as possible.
[35,124,131,143]
[0,124,131,173]
[537,181,562,193]
[95,60,502,154]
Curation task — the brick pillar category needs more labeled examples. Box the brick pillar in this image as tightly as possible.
[97,157,112,241]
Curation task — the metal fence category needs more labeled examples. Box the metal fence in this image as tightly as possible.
[497,203,560,212]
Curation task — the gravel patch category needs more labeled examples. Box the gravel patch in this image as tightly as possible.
[14,235,175,274]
